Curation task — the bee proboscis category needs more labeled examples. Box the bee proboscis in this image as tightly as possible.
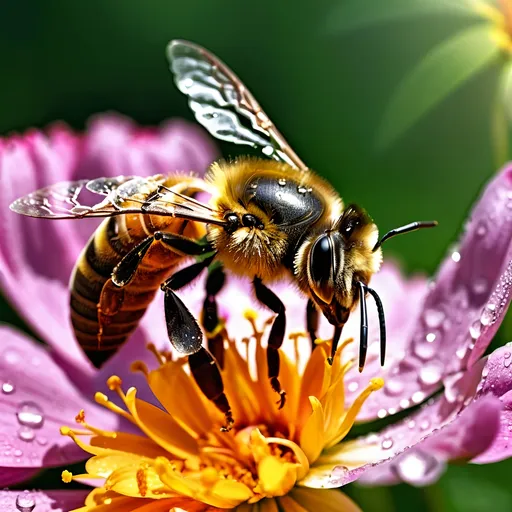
[10,40,436,430]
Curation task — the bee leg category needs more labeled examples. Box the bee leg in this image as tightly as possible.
[202,264,226,369]
[161,256,234,430]
[112,232,211,287]
[253,277,286,409]
[306,299,319,352]
[189,347,234,432]
[97,278,126,348]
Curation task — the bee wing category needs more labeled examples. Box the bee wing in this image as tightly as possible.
[9,177,227,226]
[167,39,308,171]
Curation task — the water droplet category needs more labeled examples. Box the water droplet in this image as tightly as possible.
[507,425,512,432]
[16,492,35,512]
[414,341,436,360]
[476,221,487,237]
[407,420,416,429]
[425,332,436,343]
[16,402,44,429]
[472,278,488,295]
[412,391,426,404]
[451,251,461,263]
[400,399,411,409]
[377,409,387,419]
[395,451,441,485]
[36,436,48,446]
[1,381,15,394]
[420,419,430,431]
[381,438,393,450]
[387,407,397,415]
[347,381,358,393]
[424,309,445,329]
[419,361,444,386]
[504,351,512,368]
[13,449,23,457]
[3,348,21,365]
[480,303,497,327]
[385,378,404,396]
[278,178,286,186]
[469,320,482,340]
[18,426,35,442]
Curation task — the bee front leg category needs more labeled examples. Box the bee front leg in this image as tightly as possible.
[306,299,319,352]
[253,277,286,409]
[161,256,234,431]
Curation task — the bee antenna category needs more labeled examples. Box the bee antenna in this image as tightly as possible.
[373,220,438,252]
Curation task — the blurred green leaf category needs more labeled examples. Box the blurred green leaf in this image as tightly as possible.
[377,25,499,149]
[325,0,476,34]
[491,61,512,167]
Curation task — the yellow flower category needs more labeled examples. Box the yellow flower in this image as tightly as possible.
[61,311,384,511]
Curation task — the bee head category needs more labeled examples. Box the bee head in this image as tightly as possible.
[302,205,382,325]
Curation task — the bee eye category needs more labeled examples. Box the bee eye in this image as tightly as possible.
[309,234,336,304]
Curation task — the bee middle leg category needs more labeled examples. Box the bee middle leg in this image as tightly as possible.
[306,298,319,352]
[201,264,227,368]
[253,277,286,409]
[161,257,234,431]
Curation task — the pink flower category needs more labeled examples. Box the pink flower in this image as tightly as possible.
[1,115,512,509]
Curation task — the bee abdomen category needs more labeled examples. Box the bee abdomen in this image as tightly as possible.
[69,216,190,368]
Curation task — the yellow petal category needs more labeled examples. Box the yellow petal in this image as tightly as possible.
[257,455,297,497]
[89,431,168,460]
[124,388,200,462]
[299,397,325,464]
[86,453,152,479]
[155,456,253,509]
[290,488,362,512]
[147,361,215,437]
[106,463,174,499]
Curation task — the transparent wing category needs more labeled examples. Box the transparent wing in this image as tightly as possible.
[167,39,308,171]
[9,177,227,226]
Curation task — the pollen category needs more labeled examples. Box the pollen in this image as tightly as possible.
[75,409,85,424]
[136,466,148,497]
[61,470,73,483]
[106,375,122,390]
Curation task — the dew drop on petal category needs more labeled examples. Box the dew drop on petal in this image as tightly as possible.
[36,436,48,446]
[476,221,487,237]
[504,351,512,369]
[424,309,445,329]
[412,391,426,404]
[381,438,393,450]
[16,402,44,429]
[414,341,436,360]
[18,426,35,442]
[420,419,430,431]
[425,332,437,343]
[419,361,444,386]
[469,320,482,340]
[394,451,441,486]
[1,381,15,394]
[400,399,411,409]
[472,278,488,295]
[451,251,461,263]
[15,492,35,512]
[407,420,416,429]
[347,381,359,393]
[377,409,387,419]
[385,378,404,396]
[3,348,21,365]
[13,449,23,457]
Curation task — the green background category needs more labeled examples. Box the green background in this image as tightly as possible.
[1,1,511,510]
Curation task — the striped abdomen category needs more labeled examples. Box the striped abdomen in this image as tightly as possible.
[69,181,205,368]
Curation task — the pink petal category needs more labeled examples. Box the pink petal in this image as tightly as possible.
[355,164,512,421]
[472,344,512,463]
[0,467,39,487]
[0,490,88,512]
[0,327,117,469]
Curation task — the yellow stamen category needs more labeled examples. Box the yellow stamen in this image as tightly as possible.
[130,360,149,377]
[327,377,385,448]
[94,392,135,424]
[106,375,123,391]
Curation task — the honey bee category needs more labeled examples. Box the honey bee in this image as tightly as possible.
[10,40,436,429]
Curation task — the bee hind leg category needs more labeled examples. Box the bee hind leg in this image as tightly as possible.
[253,277,286,409]
[161,256,234,431]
